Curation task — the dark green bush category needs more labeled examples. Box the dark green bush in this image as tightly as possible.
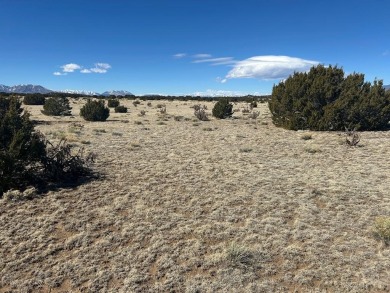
[80,99,110,121]
[269,65,390,131]
[0,96,94,197]
[23,94,46,105]
[212,99,233,119]
[107,99,120,108]
[0,97,46,195]
[41,97,72,116]
[115,105,128,113]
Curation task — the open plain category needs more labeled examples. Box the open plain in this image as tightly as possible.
[1,99,390,292]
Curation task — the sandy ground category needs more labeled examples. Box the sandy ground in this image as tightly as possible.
[1,99,390,292]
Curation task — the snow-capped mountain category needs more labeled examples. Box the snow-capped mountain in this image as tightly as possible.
[0,84,134,96]
[59,89,99,96]
[101,90,134,96]
[0,84,52,94]
[384,85,390,91]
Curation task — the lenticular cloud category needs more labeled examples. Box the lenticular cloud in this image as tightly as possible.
[225,55,319,81]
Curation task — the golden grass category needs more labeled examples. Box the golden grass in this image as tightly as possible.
[1,99,390,292]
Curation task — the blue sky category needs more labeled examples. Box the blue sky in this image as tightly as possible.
[1,0,389,95]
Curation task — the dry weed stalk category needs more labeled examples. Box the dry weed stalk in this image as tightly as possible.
[194,105,209,121]
[345,128,360,146]
[158,106,167,114]
[241,107,250,114]
[248,111,260,120]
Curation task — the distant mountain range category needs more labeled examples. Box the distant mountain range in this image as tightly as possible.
[58,89,99,96]
[0,84,52,94]
[101,90,134,96]
[1,83,389,96]
[0,84,133,96]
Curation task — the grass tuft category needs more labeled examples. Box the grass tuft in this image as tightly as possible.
[373,217,390,245]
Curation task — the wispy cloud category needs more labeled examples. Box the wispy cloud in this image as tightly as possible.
[173,53,187,59]
[54,62,111,76]
[223,55,319,82]
[174,53,234,64]
[192,57,237,65]
[382,50,389,56]
[192,53,212,58]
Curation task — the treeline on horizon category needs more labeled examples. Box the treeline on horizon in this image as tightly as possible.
[0,92,271,103]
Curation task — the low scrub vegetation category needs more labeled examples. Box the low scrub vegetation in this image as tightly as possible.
[23,94,45,105]
[115,105,128,113]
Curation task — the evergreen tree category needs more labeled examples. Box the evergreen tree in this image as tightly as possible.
[269,65,390,130]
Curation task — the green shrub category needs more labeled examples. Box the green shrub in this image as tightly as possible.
[269,65,390,131]
[115,105,128,113]
[23,94,45,105]
[41,97,72,116]
[80,99,109,121]
[107,99,120,108]
[212,99,233,119]
[0,96,94,197]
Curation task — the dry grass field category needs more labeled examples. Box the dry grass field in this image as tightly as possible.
[1,99,390,292]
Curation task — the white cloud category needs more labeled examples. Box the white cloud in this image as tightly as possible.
[55,62,111,75]
[90,68,107,73]
[95,63,111,69]
[192,57,237,65]
[382,50,389,56]
[224,55,319,81]
[193,53,212,58]
[89,63,111,73]
[61,63,81,73]
[53,71,67,76]
[173,53,187,59]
